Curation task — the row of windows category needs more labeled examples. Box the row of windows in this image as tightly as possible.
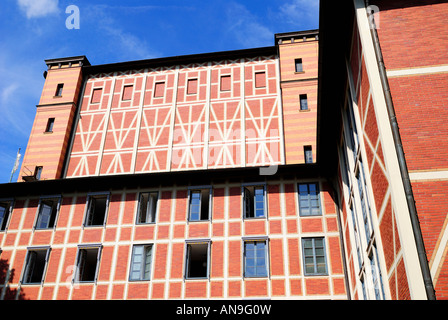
[0,183,322,232]
[16,236,328,285]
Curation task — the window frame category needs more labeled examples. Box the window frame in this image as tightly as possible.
[299,94,308,111]
[129,244,154,281]
[254,71,266,88]
[184,240,211,280]
[34,195,61,230]
[0,199,14,232]
[153,81,165,98]
[122,84,133,101]
[73,244,102,283]
[243,237,269,278]
[302,237,328,276]
[304,145,313,163]
[55,83,64,97]
[21,246,51,285]
[242,183,267,219]
[295,58,303,73]
[187,186,212,222]
[83,192,110,227]
[220,74,231,92]
[298,182,322,216]
[186,78,198,95]
[90,87,103,104]
[136,191,158,224]
[45,118,55,133]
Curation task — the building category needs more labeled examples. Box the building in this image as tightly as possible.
[0,0,447,300]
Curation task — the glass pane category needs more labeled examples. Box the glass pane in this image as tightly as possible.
[298,184,308,194]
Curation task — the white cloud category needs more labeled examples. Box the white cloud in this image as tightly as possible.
[17,0,59,19]
[225,2,272,48]
[278,0,319,28]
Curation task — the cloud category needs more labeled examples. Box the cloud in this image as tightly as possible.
[17,0,60,19]
[225,2,272,48]
[278,0,319,28]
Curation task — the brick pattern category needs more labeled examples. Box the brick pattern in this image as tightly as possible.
[0,179,346,300]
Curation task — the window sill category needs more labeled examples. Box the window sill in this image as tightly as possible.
[299,109,311,112]
[294,71,305,74]
[43,131,53,134]
[53,95,63,98]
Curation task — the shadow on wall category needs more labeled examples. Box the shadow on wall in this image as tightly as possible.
[0,259,28,300]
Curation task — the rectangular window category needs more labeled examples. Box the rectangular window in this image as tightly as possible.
[243,185,266,218]
[220,75,231,91]
[0,200,13,231]
[298,183,321,216]
[154,82,165,97]
[244,240,268,277]
[122,85,133,101]
[55,83,64,97]
[91,88,102,104]
[187,78,198,94]
[295,58,303,72]
[34,166,43,180]
[188,188,211,221]
[129,244,153,281]
[22,248,50,284]
[304,145,313,163]
[35,197,60,229]
[185,241,210,279]
[299,94,308,110]
[255,71,266,88]
[45,118,55,133]
[302,238,327,275]
[74,246,101,282]
[84,194,109,227]
[136,192,158,224]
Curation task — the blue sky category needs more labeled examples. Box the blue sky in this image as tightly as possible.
[0,0,318,183]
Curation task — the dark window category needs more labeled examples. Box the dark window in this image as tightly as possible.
[22,248,50,284]
[304,146,313,163]
[300,94,308,110]
[137,192,158,224]
[187,78,198,94]
[45,118,55,133]
[243,185,266,218]
[188,188,211,221]
[0,200,13,231]
[295,58,303,72]
[35,197,60,229]
[129,244,153,281]
[244,240,268,277]
[298,183,321,216]
[185,242,210,279]
[302,238,327,275]
[34,166,43,180]
[55,83,64,97]
[74,246,101,282]
[84,194,109,226]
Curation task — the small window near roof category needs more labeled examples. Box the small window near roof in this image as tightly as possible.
[255,71,266,88]
[154,82,165,97]
[187,78,198,94]
[300,94,308,110]
[55,83,64,97]
[295,58,303,72]
[84,194,109,226]
[122,85,133,101]
[243,185,266,218]
[91,88,102,104]
[45,118,55,133]
[137,192,158,224]
[188,188,211,221]
[35,197,60,229]
[220,75,231,91]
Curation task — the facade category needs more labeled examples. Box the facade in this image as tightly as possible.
[0,0,447,300]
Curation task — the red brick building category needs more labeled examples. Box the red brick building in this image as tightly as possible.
[0,0,447,300]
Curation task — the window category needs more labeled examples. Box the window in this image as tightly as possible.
[129,244,153,281]
[298,183,321,216]
[299,94,308,110]
[295,58,303,72]
[136,192,158,224]
[187,78,198,94]
[84,194,109,227]
[255,71,266,88]
[34,166,43,180]
[188,188,211,221]
[91,88,102,103]
[22,248,50,284]
[244,239,268,277]
[185,241,210,279]
[45,118,55,133]
[302,238,327,275]
[0,200,13,231]
[243,185,266,218]
[35,197,60,229]
[304,145,313,163]
[122,85,133,100]
[74,246,101,282]
[154,82,165,97]
[220,75,231,91]
[55,83,64,97]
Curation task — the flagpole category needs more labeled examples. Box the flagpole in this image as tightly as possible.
[9,148,21,183]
